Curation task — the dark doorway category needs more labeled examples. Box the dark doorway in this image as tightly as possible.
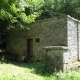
[27,39,33,62]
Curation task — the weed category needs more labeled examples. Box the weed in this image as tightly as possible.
[0,61,80,80]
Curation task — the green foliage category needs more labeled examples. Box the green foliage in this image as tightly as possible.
[24,0,44,20]
[0,0,80,29]
[37,0,80,20]
[20,13,37,24]
[38,0,55,19]
[57,0,80,20]
[0,0,39,29]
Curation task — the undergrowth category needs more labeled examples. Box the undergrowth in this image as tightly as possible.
[0,61,80,80]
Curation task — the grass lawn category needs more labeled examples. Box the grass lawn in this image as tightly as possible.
[0,61,80,80]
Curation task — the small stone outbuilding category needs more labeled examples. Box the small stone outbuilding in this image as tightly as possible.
[6,15,80,71]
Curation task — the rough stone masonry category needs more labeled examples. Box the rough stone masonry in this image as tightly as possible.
[6,15,80,71]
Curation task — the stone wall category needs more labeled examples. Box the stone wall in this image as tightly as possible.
[67,15,78,63]
[6,28,27,55]
[6,15,67,60]
[78,21,80,60]
[43,46,68,71]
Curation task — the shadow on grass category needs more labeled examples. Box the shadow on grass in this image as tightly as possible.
[25,62,54,76]
[1,60,54,76]
[0,53,54,76]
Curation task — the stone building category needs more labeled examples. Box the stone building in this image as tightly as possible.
[6,15,80,71]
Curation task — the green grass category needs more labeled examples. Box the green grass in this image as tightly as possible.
[0,61,80,80]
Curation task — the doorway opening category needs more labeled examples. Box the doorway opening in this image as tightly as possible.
[27,39,33,62]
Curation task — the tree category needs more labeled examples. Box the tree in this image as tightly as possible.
[58,0,80,20]
[0,0,44,48]
[0,0,38,29]
[38,0,55,19]
[37,0,80,20]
